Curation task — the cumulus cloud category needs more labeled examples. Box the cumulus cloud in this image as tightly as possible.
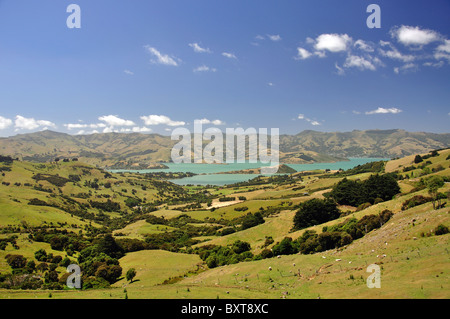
[195,118,225,125]
[189,43,212,53]
[144,45,180,66]
[378,41,415,62]
[295,47,312,60]
[14,115,56,131]
[98,115,135,127]
[140,115,185,126]
[434,39,450,61]
[391,25,441,47]
[64,123,107,130]
[267,34,282,41]
[365,107,403,115]
[354,39,374,52]
[314,33,352,53]
[0,116,13,130]
[123,69,134,75]
[344,55,377,71]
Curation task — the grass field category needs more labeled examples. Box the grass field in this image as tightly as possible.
[0,149,449,299]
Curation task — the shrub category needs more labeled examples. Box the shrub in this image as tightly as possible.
[272,237,297,256]
[401,195,433,210]
[241,212,265,230]
[414,155,423,164]
[434,224,449,236]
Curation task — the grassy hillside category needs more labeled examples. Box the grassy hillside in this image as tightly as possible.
[0,148,448,299]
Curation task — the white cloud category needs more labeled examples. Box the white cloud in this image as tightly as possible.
[391,25,440,47]
[195,118,225,125]
[64,123,106,130]
[123,69,134,75]
[132,126,152,133]
[193,65,217,73]
[295,47,312,60]
[222,52,237,59]
[140,115,185,127]
[378,41,415,62]
[354,39,374,52]
[344,55,376,71]
[189,43,212,53]
[365,107,403,115]
[335,63,345,76]
[14,115,56,131]
[434,39,450,61]
[0,116,12,130]
[314,33,352,53]
[98,115,135,127]
[394,63,418,74]
[144,45,180,66]
[297,114,321,126]
[267,34,282,41]
[423,61,445,68]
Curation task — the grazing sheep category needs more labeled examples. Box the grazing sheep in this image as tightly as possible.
[268,267,272,271]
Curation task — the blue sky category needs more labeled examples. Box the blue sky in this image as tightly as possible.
[0,0,449,137]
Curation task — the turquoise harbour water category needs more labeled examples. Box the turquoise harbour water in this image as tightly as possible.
[110,157,389,186]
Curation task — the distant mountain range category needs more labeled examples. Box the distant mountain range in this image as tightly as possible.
[0,129,449,168]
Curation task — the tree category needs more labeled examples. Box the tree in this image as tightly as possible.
[126,268,136,283]
[293,199,340,230]
[97,234,124,259]
[329,178,363,206]
[414,155,423,164]
[425,176,445,209]
[362,174,400,204]
[272,237,297,256]
[5,254,27,269]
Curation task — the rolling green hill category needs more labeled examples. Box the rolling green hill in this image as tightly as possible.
[0,147,448,299]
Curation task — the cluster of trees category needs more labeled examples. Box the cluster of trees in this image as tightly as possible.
[332,160,385,177]
[196,240,253,268]
[32,173,70,187]
[0,251,72,290]
[89,199,121,212]
[328,174,400,207]
[414,150,439,164]
[293,199,340,230]
[259,210,393,259]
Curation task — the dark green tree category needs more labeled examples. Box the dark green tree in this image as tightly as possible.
[293,199,340,230]
[126,268,136,283]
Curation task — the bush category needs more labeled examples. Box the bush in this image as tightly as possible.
[414,155,423,164]
[241,212,265,230]
[401,195,433,210]
[434,224,449,236]
[272,237,297,256]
